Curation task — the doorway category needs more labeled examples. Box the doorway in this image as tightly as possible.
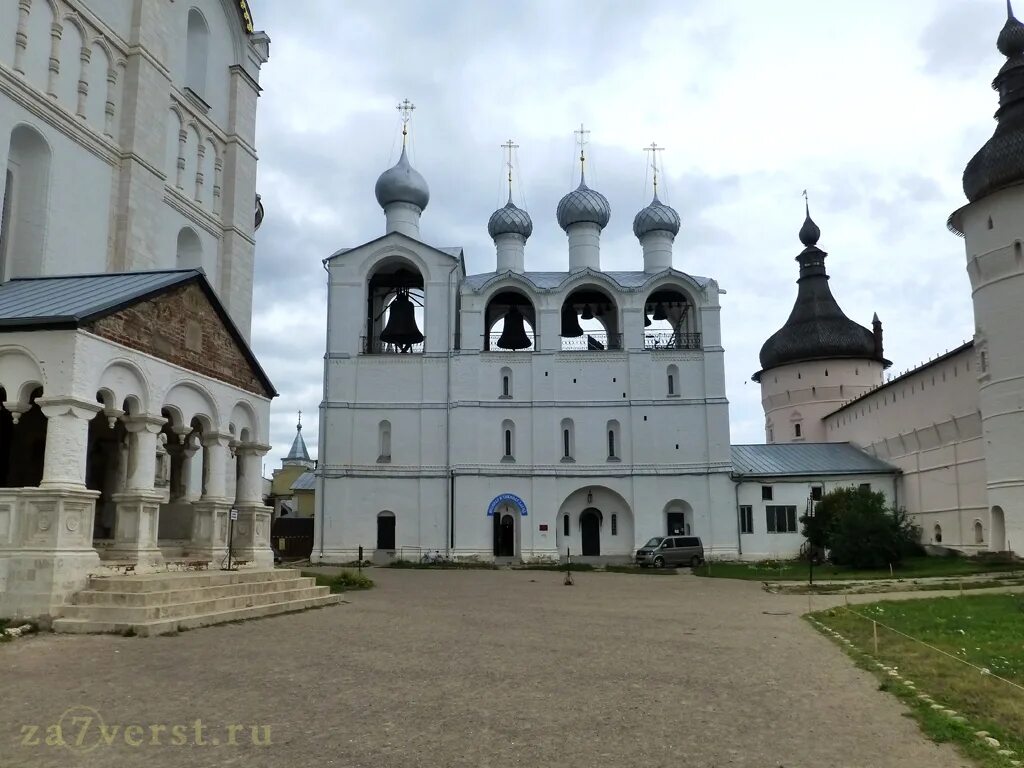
[667,511,686,536]
[494,513,515,557]
[580,508,601,556]
[376,512,396,550]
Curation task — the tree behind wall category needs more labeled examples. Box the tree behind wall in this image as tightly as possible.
[801,486,922,569]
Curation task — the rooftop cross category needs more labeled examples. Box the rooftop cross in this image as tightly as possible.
[297,409,302,431]
[643,141,665,196]
[501,138,519,198]
[396,98,416,148]
[574,123,590,181]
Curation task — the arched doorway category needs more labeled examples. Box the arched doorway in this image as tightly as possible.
[664,499,693,536]
[580,508,601,556]
[991,506,1006,552]
[377,511,396,551]
[495,513,515,557]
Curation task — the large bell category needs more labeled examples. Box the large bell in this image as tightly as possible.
[560,303,584,337]
[496,306,531,350]
[380,291,424,349]
[580,303,594,320]
[652,302,668,321]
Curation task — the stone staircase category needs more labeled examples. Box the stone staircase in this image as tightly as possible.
[52,569,342,636]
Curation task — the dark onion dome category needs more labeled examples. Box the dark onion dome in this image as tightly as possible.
[487,195,534,239]
[374,146,430,210]
[632,192,681,239]
[754,209,889,380]
[556,171,611,231]
[962,1,1024,202]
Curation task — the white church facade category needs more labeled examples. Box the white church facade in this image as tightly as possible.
[0,0,276,619]
[314,132,736,563]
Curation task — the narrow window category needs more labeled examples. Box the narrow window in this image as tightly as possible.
[563,514,569,537]
[606,419,620,460]
[504,429,512,458]
[739,505,753,534]
[934,524,943,544]
[502,375,510,397]
[608,430,616,458]
[794,423,802,438]
[667,375,674,395]
[611,513,618,536]
[500,367,513,398]
[561,418,574,460]
[378,420,391,463]
[186,9,210,97]
[761,485,773,501]
[811,486,823,501]
[974,520,984,544]
[563,429,571,458]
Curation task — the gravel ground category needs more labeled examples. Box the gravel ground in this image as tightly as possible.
[0,568,969,768]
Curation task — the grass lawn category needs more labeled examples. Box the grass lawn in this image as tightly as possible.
[813,594,1024,767]
[698,555,1024,582]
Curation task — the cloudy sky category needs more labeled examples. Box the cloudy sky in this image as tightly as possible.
[246,0,1005,469]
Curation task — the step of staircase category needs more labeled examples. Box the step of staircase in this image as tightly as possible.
[52,569,343,636]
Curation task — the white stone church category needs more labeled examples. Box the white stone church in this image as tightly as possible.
[0,0,288,621]
[313,5,1024,565]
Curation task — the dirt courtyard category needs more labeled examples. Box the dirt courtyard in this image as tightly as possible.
[1,568,968,768]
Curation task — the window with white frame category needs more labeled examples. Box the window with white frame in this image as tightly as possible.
[765,505,797,533]
[560,418,574,461]
[739,505,753,534]
[501,419,515,460]
[606,419,620,460]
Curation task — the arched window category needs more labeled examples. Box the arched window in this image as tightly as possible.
[934,524,942,544]
[974,520,984,544]
[499,366,512,398]
[667,364,679,396]
[2,125,52,280]
[560,286,620,350]
[607,419,620,460]
[563,514,570,537]
[185,8,210,97]
[485,290,535,351]
[377,511,396,550]
[378,420,391,463]
[502,419,515,460]
[644,287,698,349]
[176,226,203,272]
[560,418,574,461]
[611,513,618,535]
[366,259,425,355]
[794,423,802,438]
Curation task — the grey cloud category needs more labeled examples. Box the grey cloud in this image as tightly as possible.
[919,1,1002,79]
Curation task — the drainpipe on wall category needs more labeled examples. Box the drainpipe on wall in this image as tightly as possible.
[445,261,460,555]
[733,473,743,557]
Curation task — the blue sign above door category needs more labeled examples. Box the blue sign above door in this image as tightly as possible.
[487,493,528,516]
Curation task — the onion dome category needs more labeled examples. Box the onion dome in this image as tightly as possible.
[753,208,889,380]
[374,146,430,210]
[962,1,1024,202]
[556,171,611,231]
[632,192,681,238]
[487,195,534,239]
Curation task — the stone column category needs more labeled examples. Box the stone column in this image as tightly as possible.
[109,415,166,568]
[37,397,102,488]
[230,443,273,568]
[189,433,233,563]
[2,398,102,618]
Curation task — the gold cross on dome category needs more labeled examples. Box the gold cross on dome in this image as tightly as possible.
[643,141,665,195]
[501,139,519,195]
[396,99,416,146]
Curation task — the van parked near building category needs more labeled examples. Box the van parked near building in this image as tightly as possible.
[635,536,704,568]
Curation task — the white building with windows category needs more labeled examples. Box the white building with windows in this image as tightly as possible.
[314,141,736,563]
[0,0,277,619]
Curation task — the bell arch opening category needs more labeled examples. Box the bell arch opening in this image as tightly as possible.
[560,286,619,350]
[643,286,699,350]
[484,289,535,351]
[366,259,425,354]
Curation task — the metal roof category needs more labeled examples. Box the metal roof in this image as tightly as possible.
[291,471,316,491]
[0,269,277,397]
[731,442,898,477]
[0,269,202,327]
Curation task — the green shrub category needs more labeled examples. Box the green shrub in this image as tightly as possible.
[802,487,922,569]
[303,570,374,592]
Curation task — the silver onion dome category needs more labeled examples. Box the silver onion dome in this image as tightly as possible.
[632,193,680,239]
[556,173,611,231]
[488,196,534,239]
[374,146,430,210]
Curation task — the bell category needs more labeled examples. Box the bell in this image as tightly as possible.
[496,306,531,350]
[380,291,424,349]
[644,313,652,327]
[560,303,584,337]
[580,303,594,320]
[653,302,667,321]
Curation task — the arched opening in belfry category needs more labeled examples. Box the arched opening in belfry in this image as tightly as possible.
[366,259,425,354]
[560,286,619,350]
[643,286,698,349]
[185,8,210,97]
[0,385,46,488]
[484,289,536,351]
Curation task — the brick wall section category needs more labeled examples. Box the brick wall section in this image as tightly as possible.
[86,282,270,396]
